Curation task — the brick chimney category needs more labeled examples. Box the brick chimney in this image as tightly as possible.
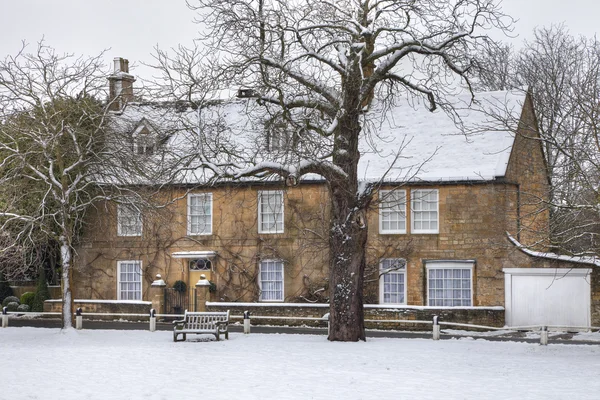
[108,57,136,111]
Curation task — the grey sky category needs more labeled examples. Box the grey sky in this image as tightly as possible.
[0,0,598,80]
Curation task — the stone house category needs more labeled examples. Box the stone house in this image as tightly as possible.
[67,58,600,328]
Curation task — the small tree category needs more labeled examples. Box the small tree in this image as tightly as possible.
[0,272,13,303]
[32,271,50,312]
[473,25,600,257]
[0,43,160,328]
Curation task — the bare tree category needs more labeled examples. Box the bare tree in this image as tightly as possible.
[0,43,155,329]
[474,25,600,258]
[151,0,512,341]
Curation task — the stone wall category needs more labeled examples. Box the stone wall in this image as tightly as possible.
[44,299,152,319]
[73,183,330,304]
[206,302,505,330]
[10,285,61,299]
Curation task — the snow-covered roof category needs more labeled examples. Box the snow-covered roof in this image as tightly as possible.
[361,91,525,182]
[112,90,526,184]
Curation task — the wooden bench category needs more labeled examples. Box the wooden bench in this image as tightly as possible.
[173,310,230,342]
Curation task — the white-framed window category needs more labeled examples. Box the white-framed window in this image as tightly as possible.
[117,260,142,300]
[187,193,212,235]
[117,203,142,237]
[132,121,157,156]
[379,190,407,234]
[426,261,473,307]
[411,189,439,234]
[258,190,284,234]
[259,260,284,301]
[379,258,407,304]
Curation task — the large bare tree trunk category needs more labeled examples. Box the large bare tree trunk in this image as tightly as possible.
[328,192,368,341]
[328,99,368,341]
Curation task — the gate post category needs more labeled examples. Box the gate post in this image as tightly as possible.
[432,315,440,340]
[149,274,167,315]
[2,307,8,328]
[195,274,210,312]
[540,326,548,346]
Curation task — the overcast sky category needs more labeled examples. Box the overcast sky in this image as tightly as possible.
[0,0,598,80]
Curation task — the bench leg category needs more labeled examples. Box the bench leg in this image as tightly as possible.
[225,330,229,340]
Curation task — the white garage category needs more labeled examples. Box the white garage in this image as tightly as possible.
[503,268,591,328]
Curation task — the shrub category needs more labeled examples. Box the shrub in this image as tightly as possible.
[32,273,50,312]
[173,280,187,293]
[20,292,35,308]
[0,273,13,303]
[6,302,19,312]
[17,304,30,312]
[2,296,20,307]
[208,281,217,293]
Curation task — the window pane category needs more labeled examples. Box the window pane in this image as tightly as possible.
[259,192,284,233]
[118,261,142,301]
[427,267,472,307]
[260,261,284,301]
[380,259,405,304]
[188,194,212,234]
[118,204,142,236]
[412,190,438,233]
[380,190,406,233]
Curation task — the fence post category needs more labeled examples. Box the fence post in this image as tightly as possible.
[540,326,548,346]
[432,315,440,340]
[149,308,156,332]
[75,308,83,330]
[2,307,7,328]
[243,310,251,334]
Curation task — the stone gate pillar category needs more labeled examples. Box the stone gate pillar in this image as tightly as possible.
[149,274,166,315]
[195,274,211,312]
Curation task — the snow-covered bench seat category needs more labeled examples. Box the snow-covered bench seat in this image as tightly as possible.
[173,310,230,342]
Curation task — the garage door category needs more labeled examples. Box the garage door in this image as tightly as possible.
[503,268,591,328]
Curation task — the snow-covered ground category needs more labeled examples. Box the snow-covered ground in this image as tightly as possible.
[4,328,600,400]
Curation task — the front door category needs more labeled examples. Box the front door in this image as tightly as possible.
[188,259,212,310]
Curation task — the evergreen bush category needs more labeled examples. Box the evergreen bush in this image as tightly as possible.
[2,296,19,307]
[20,292,35,309]
[173,280,187,293]
[17,304,30,312]
[32,273,50,312]
[6,302,19,312]
[0,273,13,303]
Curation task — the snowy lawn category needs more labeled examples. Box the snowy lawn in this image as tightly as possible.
[3,328,600,400]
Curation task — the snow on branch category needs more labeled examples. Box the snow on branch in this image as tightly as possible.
[507,232,600,267]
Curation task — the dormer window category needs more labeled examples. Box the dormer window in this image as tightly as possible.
[131,118,158,156]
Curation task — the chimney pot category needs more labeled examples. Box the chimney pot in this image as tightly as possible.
[109,57,135,111]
